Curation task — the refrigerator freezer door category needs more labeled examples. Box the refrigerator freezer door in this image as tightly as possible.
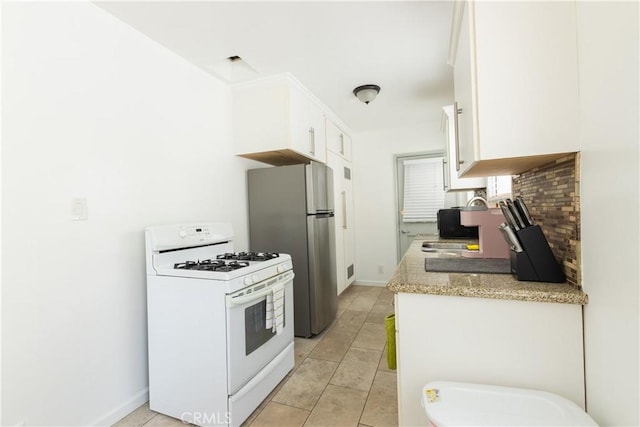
[306,162,334,214]
[307,214,337,335]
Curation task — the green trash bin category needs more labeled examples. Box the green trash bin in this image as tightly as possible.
[384,314,397,370]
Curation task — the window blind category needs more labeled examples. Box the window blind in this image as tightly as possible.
[402,157,445,222]
[487,175,513,203]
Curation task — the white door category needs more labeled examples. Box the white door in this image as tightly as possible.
[395,153,446,261]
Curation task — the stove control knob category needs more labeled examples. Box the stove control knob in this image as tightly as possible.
[276,265,284,273]
[243,277,253,286]
[252,274,259,283]
[179,230,187,238]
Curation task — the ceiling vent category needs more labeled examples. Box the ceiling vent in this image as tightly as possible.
[207,55,258,83]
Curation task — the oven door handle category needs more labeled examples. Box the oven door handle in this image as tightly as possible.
[227,272,294,307]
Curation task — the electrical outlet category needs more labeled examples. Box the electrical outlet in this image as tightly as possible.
[377,265,384,274]
[71,197,88,221]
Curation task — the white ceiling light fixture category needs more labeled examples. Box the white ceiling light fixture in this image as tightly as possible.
[353,84,381,104]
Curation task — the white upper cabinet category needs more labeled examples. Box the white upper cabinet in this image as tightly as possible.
[442,105,486,191]
[233,74,326,165]
[326,118,352,161]
[449,0,579,177]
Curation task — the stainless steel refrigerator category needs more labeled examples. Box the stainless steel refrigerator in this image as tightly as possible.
[247,162,337,337]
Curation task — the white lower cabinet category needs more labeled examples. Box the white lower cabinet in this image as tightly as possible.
[327,151,355,295]
[395,292,585,426]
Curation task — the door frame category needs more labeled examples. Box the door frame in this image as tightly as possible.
[394,150,445,262]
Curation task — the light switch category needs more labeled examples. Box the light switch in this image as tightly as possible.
[71,198,88,221]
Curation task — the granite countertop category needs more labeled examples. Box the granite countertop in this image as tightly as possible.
[387,235,588,305]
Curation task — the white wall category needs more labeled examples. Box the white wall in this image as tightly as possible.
[577,2,639,426]
[1,3,260,425]
[351,122,447,284]
[0,2,4,423]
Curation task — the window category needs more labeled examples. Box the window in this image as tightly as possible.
[486,175,513,203]
[402,157,445,222]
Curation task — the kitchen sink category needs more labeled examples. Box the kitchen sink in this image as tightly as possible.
[421,241,469,251]
[422,241,469,250]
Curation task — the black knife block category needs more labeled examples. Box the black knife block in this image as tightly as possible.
[510,225,566,283]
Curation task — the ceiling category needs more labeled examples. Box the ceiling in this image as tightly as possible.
[96,1,455,133]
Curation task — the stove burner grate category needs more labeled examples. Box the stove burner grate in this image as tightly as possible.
[216,252,280,261]
[174,259,250,272]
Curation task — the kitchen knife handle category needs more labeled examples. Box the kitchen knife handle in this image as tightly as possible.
[499,222,523,252]
[499,200,520,231]
[515,196,535,226]
[506,198,525,229]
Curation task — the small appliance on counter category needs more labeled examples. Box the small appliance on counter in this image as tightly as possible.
[497,196,566,283]
[459,208,510,259]
[437,208,479,239]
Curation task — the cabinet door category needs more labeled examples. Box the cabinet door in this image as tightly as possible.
[326,153,356,294]
[396,293,585,426]
[474,1,578,161]
[326,119,351,161]
[443,105,486,190]
[342,162,355,286]
[326,119,341,154]
[233,79,290,156]
[342,133,352,161]
[289,86,316,159]
[326,152,347,295]
[308,101,327,163]
[450,0,579,176]
[290,88,326,164]
[453,0,476,176]
[233,74,328,165]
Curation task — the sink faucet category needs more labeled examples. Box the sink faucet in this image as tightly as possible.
[467,196,488,208]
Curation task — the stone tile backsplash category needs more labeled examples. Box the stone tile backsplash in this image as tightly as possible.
[512,153,580,287]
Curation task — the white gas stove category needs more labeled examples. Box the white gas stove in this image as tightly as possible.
[146,223,292,288]
[145,222,295,427]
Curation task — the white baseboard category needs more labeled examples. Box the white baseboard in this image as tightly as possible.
[352,280,388,287]
[91,387,149,426]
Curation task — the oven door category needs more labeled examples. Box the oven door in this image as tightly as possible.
[226,270,294,395]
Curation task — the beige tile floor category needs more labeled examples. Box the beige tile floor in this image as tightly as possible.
[114,285,398,427]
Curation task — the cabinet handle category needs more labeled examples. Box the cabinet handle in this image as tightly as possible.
[339,134,344,155]
[309,127,315,156]
[453,102,464,171]
[342,191,347,230]
[442,158,448,191]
